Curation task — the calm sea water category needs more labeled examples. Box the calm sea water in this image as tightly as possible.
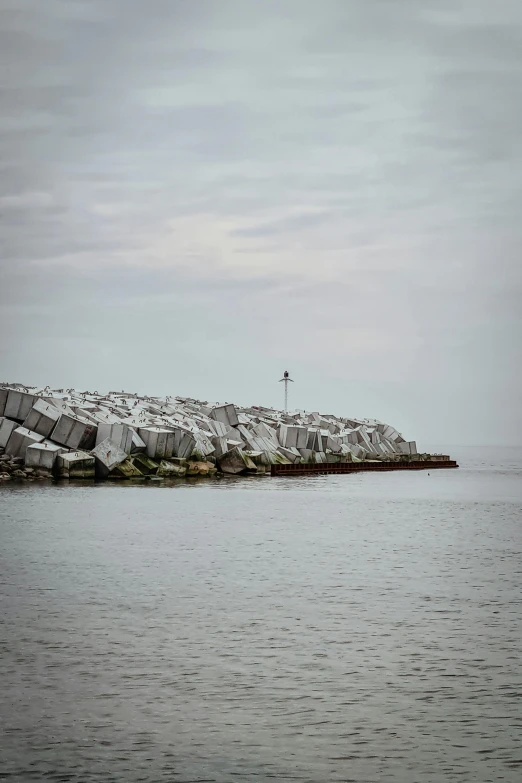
[1,446,521,782]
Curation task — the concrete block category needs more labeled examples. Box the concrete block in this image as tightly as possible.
[192,432,214,460]
[210,404,239,428]
[0,388,7,416]
[95,422,133,454]
[25,441,67,472]
[0,417,20,449]
[210,435,229,458]
[326,435,342,453]
[130,430,147,453]
[138,427,175,459]
[208,419,228,437]
[131,453,159,475]
[56,450,95,478]
[23,399,61,438]
[4,390,36,422]
[109,458,144,479]
[278,446,301,463]
[5,427,45,458]
[51,414,97,450]
[217,447,256,474]
[157,460,186,477]
[398,441,417,455]
[91,438,129,478]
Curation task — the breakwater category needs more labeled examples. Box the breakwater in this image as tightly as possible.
[0,383,453,481]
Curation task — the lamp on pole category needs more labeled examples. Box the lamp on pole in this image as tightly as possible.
[279,370,294,412]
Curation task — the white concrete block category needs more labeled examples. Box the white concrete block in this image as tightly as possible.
[130,430,147,453]
[5,426,45,458]
[91,438,128,478]
[23,399,61,438]
[138,427,175,459]
[0,417,20,449]
[210,404,239,428]
[25,441,67,471]
[4,390,36,422]
[56,450,95,479]
[95,422,133,454]
[51,414,97,450]
[0,388,7,417]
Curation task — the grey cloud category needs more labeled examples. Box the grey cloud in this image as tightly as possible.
[1,0,521,444]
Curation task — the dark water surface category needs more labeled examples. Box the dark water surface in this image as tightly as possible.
[1,447,521,782]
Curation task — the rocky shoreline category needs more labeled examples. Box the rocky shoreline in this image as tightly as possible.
[1,383,434,483]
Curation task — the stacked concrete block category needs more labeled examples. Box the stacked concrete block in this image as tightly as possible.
[0,417,19,449]
[91,438,129,478]
[157,460,186,477]
[23,399,61,438]
[397,441,418,455]
[51,414,97,450]
[131,453,159,475]
[56,451,95,479]
[138,427,175,459]
[210,404,239,429]
[25,442,67,473]
[0,381,423,475]
[0,388,7,416]
[95,422,133,455]
[4,390,36,422]
[217,447,257,474]
[5,427,46,458]
[130,430,147,453]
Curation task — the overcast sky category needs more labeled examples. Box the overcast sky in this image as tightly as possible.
[1,0,521,447]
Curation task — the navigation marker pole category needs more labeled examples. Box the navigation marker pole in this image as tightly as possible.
[279,370,294,413]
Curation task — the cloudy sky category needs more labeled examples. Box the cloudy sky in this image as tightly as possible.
[1,0,521,446]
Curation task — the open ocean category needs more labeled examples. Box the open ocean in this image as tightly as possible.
[1,446,521,782]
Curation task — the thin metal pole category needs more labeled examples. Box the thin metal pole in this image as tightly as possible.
[279,371,294,413]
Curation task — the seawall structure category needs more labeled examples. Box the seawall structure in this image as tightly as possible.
[0,383,449,481]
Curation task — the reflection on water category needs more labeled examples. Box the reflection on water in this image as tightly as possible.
[1,449,521,781]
